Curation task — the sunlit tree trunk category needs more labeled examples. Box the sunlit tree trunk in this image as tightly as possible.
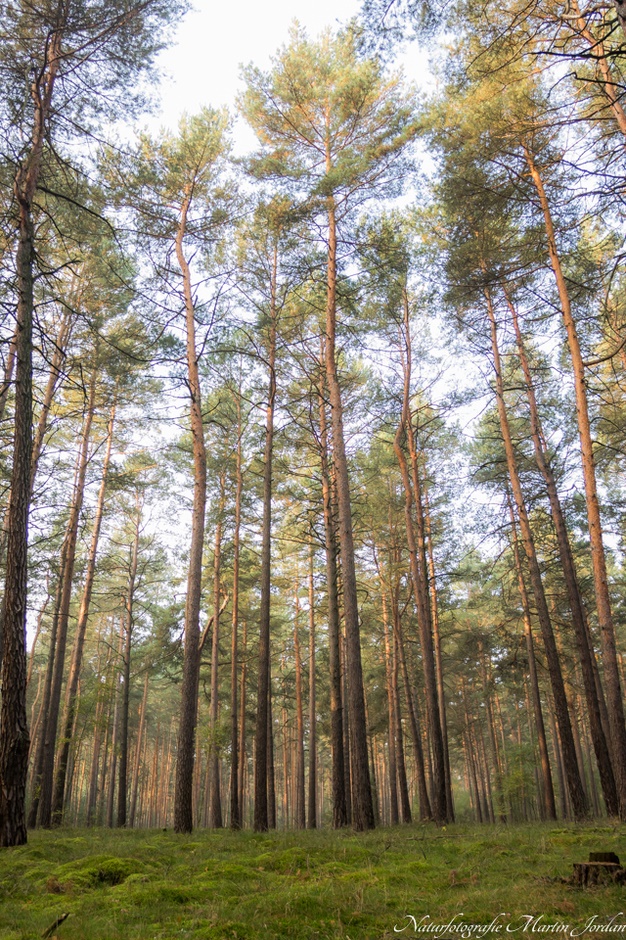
[506,290,618,816]
[523,147,626,819]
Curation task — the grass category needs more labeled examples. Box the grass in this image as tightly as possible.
[1,822,626,939]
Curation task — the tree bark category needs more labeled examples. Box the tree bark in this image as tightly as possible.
[254,244,278,832]
[208,472,225,829]
[0,310,72,588]
[506,289,618,816]
[391,632,413,823]
[569,0,626,135]
[382,586,399,825]
[106,624,126,827]
[318,350,347,828]
[238,619,247,825]
[485,287,587,819]
[0,17,63,845]
[38,369,97,828]
[267,677,276,829]
[524,145,626,820]
[129,669,149,827]
[392,304,447,823]
[293,575,306,829]
[422,484,454,821]
[30,311,72,489]
[174,189,208,834]
[117,494,141,827]
[324,188,374,831]
[307,543,317,829]
[396,608,432,819]
[51,398,116,824]
[230,387,243,830]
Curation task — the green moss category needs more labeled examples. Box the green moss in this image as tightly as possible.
[1,823,625,939]
[53,854,146,888]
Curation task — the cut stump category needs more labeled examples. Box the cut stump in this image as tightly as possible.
[573,853,626,887]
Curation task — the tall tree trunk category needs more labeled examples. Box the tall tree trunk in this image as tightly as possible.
[28,560,66,824]
[318,351,347,827]
[396,610,432,820]
[324,188,374,831]
[422,484,454,820]
[107,625,126,827]
[341,624,352,825]
[382,586,399,825]
[208,472,225,829]
[254,244,277,832]
[174,190,208,835]
[30,311,72,489]
[485,287,587,819]
[391,590,412,823]
[523,147,626,819]
[129,670,149,828]
[267,676,277,829]
[238,620,247,825]
[392,304,447,822]
[506,290,618,816]
[0,51,63,855]
[38,369,97,828]
[117,495,141,827]
[478,639,506,821]
[293,575,306,829]
[570,0,626,136]
[307,544,317,829]
[52,398,116,824]
[507,495,557,820]
[0,276,31,844]
[0,311,72,591]
[230,387,243,830]
[86,632,111,827]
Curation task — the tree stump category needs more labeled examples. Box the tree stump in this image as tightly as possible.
[573,853,626,886]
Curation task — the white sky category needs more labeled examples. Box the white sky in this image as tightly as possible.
[152,0,431,149]
[156,0,361,122]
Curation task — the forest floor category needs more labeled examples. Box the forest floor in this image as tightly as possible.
[1,822,626,939]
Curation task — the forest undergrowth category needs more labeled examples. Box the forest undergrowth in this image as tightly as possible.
[2,823,626,939]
